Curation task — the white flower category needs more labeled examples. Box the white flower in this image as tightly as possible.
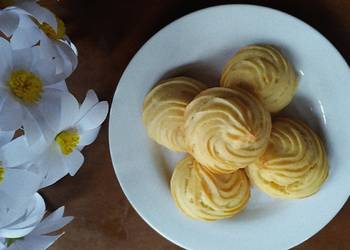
[0,2,77,78]
[0,37,69,144]
[0,193,45,241]
[31,90,108,187]
[0,133,43,229]
[0,168,42,229]
[0,196,73,250]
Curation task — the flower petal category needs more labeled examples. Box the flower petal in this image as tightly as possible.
[62,35,78,56]
[12,47,34,71]
[0,240,5,249]
[31,58,57,85]
[35,39,71,84]
[0,130,15,147]
[59,92,79,131]
[78,90,98,119]
[6,193,45,228]
[22,107,44,145]
[55,41,78,78]
[10,26,41,50]
[31,207,73,235]
[0,169,41,200]
[62,149,84,176]
[0,37,12,81]
[0,193,45,238]
[15,1,57,32]
[0,11,19,37]
[16,10,37,28]
[78,126,100,147]
[0,135,46,168]
[30,43,62,83]
[29,45,42,66]
[37,35,57,60]
[47,80,67,91]
[37,146,67,188]
[0,95,23,131]
[0,193,27,228]
[76,101,109,131]
[25,107,55,144]
[37,88,64,134]
[0,171,41,229]
[9,234,63,250]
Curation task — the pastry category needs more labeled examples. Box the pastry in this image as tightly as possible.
[184,87,271,173]
[171,155,250,221]
[247,118,328,199]
[143,77,206,151]
[220,45,298,113]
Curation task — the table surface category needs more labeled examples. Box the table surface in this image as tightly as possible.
[39,0,350,249]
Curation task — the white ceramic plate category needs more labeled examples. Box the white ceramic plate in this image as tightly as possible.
[109,5,350,250]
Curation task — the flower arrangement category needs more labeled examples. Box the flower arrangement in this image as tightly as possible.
[0,1,109,249]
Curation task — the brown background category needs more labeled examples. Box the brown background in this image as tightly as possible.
[38,0,350,249]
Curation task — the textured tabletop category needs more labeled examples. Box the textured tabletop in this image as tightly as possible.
[40,0,350,249]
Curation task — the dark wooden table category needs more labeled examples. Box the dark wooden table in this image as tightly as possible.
[39,0,350,249]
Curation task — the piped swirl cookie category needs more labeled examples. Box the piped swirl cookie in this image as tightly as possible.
[143,77,206,152]
[171,155,250,221]
[247,118,328,199]
[184,87,271,174]
[220,45,298,113]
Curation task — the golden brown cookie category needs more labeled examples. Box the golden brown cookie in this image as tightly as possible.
[221,45,298,113]
[184,87,271,173]
[171,155,250,221]
[143,77,206,151]
[247,118,328,199]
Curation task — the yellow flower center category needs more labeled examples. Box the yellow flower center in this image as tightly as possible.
[7,70,43,104]
[0,0,15,8]
[55,129,80,155]
[39,17,66,40]
[0,166,5,184]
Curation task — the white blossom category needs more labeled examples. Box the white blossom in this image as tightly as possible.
[0,193,45,241]
[30,90,108,187]
[0,2,105,249]
[0,133,43,228]
[0,196,73,250]
[0,2,77,78]
[0,38,70,144]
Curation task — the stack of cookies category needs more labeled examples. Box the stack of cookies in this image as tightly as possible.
[142,45,328,221]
